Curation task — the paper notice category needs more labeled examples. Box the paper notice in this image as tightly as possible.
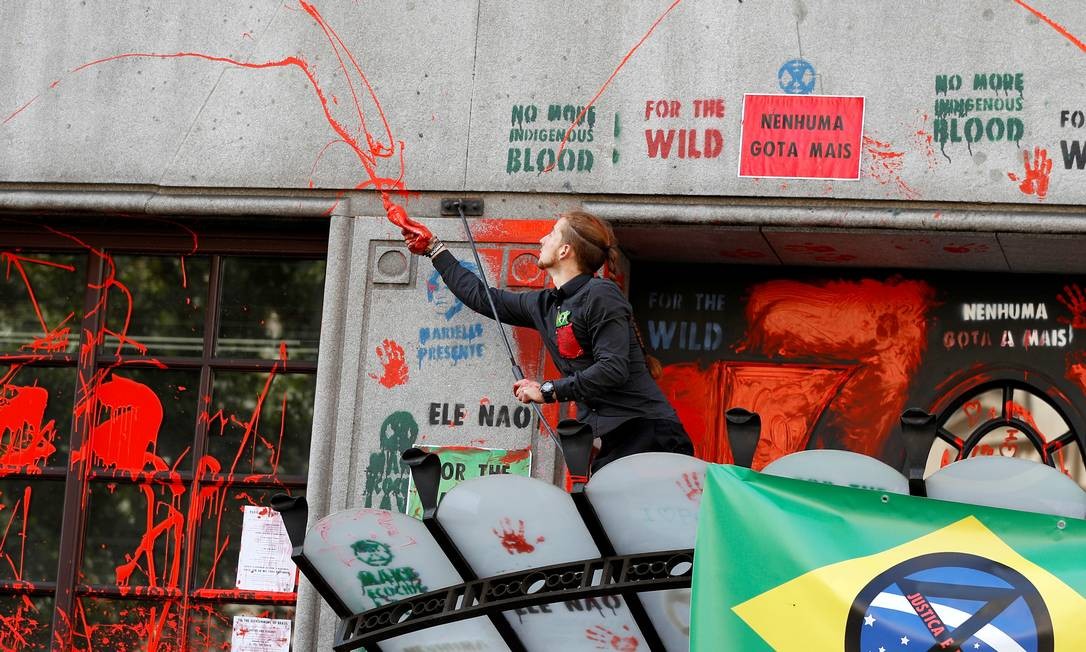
[235,505,296,592]
[231,615,291,652]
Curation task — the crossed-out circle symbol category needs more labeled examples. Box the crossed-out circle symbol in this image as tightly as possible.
[778,58,816,94]
[845,552,1052,652]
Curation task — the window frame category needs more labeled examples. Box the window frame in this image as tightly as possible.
[0,215,327,649]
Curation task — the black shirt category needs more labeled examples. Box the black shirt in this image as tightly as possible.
[432,250,678,436]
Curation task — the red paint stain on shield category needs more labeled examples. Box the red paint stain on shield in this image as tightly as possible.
[492,517,536,554]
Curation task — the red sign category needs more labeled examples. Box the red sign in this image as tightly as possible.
[738,94,865,179]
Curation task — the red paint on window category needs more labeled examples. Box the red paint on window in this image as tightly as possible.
[0,385,58,471]
[74,376,165,473]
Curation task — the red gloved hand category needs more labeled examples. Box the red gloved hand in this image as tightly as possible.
[384,197,433,255]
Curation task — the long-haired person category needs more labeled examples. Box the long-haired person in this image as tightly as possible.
[403,210,693,471]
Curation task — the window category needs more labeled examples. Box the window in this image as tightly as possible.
[0,218,326,650]
[926,379,1086,488]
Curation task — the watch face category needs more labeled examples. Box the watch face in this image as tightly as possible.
[541,382,554,392]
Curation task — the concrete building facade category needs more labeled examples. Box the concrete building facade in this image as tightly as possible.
[3,1,1086,649]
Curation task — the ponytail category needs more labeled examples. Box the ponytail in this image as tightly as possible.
[559,211,664,380]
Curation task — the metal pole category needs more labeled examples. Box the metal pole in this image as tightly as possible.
[453,202,564,458]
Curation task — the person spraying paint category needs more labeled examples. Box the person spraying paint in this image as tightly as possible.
[397,205,693,471]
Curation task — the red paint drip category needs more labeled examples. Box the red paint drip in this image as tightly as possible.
[862,135,920,199]
[1013,0,1086,52]
[545,0,684,173]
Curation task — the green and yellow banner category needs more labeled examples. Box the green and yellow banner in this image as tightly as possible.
[692,465,1086,651]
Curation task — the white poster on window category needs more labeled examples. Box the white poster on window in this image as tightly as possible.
[230,615,291,652]
[235,505,296,592]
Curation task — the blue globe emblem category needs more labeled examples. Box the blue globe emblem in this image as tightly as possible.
[845,553,1051,652]
[778,58,816,94]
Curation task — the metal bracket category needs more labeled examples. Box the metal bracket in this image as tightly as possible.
[334,548,694,651]
[440,197,484,216]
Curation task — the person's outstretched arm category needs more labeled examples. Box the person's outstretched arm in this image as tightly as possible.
[430,249,536,328]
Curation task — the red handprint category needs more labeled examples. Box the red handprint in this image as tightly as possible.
[1007,147,1053,199]
[1057,284,1086,330]
[586,625,639,651]
[369,339,409,388]
[675,472,703,502]
[492,517,540,554]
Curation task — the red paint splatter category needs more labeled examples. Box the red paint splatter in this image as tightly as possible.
[0,385,58,471]
[943,243,989,254]
[911,111,940,169]
[863,135,921,200]
[741,278,935,458]
[1013,0,1086,53]
[545,0,684,173]
[586,624,640,651]
[1056,283,1086,329]
[368,338,409,388]
[470,219,554,244]
[1007,147,1053,199]
[7,1,407,217]
[2,252,77,353]
[74,375,165,473]
[498,448,530,465]
[492,517,536,554]
[962,399,984,428]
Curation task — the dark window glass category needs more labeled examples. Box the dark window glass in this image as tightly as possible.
[104,255,210,357]
[0,480,63,583]
[217,258,325,360]
[205,371,316,478]
[80,482,187,588]
[0,252,84,355]
[0,595,53,650]
[0,230,325,649]
[72,598,181,652]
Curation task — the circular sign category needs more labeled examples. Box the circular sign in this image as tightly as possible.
[778,58,816,94]
[845,552,1052,652]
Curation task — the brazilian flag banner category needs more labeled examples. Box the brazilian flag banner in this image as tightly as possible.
[691,465,1086,652]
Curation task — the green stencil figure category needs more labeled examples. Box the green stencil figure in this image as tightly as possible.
[363,411,419,511]
[352,538,427,606]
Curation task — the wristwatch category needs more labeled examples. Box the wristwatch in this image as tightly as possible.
[424,238,447,258]
[540,381,557,404]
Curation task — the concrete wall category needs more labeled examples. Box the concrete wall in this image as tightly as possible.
[5,1,1086,204]
[6,1,1086,649]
